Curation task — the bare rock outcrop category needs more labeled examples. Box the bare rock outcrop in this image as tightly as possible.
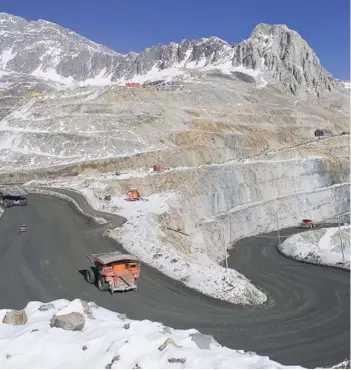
[50,312,85,331]
[190,332,216,349]
[38,303,55,311]
[232,23,343,96]
[3,309,28,325]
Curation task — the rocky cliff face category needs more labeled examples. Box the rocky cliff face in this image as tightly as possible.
[0,12,348,98]
[233,24,341,96]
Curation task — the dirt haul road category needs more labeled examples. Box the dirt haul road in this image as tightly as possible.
[0,190,349,368]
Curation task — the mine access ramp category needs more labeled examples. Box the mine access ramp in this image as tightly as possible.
[85,251,141,293]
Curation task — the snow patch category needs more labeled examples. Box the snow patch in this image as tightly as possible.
[78,68,114,87]
[279,225,350,269]
[118,65,185,85]
[203,61,259,78]
[115,51,261,86]
[31,66,76,86]
[0,134,15,150]
[55,298,85,316]
[0,48,15,68]
[0,298,303,369]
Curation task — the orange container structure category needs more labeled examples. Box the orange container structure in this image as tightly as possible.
[125,82,141,87]
[85,252,141,293]
[125,188,140,201]
[299,219,315,228]
[152,164,169,172]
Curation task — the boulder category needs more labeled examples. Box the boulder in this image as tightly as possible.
[105,355,120,369]
[117,313,127,320]
[39,303,55,311]
[168,357,186,364]
[81,300,95,319]
[3,310,28,325]
[50,312,85,331]
[123,323,130,330]
[190,332,215,349]
[162,326,172,334]
[158,338,179,351]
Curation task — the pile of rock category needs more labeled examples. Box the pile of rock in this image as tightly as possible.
[1,300,96,332]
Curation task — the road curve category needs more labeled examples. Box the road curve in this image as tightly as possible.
[0,191,349,368]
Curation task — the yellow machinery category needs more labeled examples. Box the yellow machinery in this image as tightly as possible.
[25,92,41,98]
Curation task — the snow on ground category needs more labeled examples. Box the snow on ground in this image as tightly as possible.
[31,66,76,86]
[0,59,265,89]
[279,225,350,270]
[0,298,303,369]
[98,192,266,305]
[25,176,267,306]
[117,61,263,86]
[118,65,186,85]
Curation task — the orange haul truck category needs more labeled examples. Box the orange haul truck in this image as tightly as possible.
[85,251,141,293]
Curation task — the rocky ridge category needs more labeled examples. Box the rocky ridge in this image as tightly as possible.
[0,12,349,99]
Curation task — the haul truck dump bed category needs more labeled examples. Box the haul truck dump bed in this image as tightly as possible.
[0,186,28,208]
[85,251,141,293]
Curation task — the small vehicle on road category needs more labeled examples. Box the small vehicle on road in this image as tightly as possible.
[19,224,27,232]
[85,251,141,294]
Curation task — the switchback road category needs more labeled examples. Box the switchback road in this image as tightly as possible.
[0,190,349,368]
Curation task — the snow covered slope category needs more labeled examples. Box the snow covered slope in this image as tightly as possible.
[0,12,349,98]
[0,12,349,173]
[0,74,349,173]
[0,298,304,369]
[279,225,350,269]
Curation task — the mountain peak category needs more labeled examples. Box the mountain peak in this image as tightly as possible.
[233,22,344,96]
[252,23,290,35]
[0,12,22,20]
[0,12,346,98]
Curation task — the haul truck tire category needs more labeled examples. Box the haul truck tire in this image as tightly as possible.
[3,199,13,208]
[85,268,96,284]
[97,276,109,291]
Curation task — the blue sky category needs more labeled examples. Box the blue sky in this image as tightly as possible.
[1,0,350,80]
